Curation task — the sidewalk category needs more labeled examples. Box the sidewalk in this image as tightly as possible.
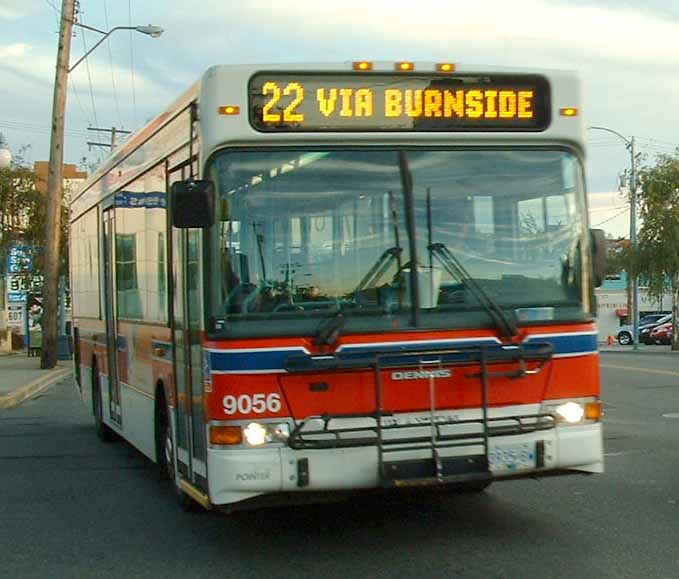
[0,353,73,410]
[599,343,679,355]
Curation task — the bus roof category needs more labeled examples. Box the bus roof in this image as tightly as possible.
[71,62,584,219]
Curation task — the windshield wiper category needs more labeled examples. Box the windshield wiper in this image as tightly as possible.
[354,246,403,295]
[314,311,347,346]
[428,242,518,338]
[314,246,402,346]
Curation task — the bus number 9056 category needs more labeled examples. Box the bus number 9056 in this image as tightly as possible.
[223,393,282,415]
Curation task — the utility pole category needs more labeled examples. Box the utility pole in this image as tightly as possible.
[42,0,75,369]
[87,126,132,151]
[41,12,162,368]
[589,126,639,350]
[628,136,640,352]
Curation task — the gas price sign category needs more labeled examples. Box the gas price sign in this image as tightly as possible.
[249,73,550,132]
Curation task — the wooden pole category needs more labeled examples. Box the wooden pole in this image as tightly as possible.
[41,0,75,368]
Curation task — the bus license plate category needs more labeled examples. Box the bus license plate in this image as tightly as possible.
[488,442,536,472]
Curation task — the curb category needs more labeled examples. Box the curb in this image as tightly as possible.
[0,367,73,410]
[599,349,679,356]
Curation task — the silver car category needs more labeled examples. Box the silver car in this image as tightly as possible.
[617,314,671,345]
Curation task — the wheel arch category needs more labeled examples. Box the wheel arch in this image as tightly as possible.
[154,379,169,464]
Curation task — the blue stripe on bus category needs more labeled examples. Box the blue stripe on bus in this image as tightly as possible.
[208,333,597,373]
[523,332,598,356]
[209,349,306,372]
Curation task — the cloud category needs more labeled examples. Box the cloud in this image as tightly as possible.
[0,0,39,20]
[165,0,679,69]
[0,43,30,59]
[0,41,172,106]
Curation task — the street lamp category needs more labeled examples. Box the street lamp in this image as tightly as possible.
[588,126,639,350]
[68,23,164,73]
[42,0,162,368]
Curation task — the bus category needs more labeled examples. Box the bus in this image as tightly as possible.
[70,62,606,511]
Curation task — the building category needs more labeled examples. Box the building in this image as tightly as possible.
[33,161,87,198]
[595,271,672,341]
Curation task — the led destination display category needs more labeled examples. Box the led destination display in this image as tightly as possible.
[249,73,550,132]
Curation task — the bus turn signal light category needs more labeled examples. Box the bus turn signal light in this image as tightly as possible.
[437,63,456,72]
[560,107,578,117]
[210,425,242,445]
[585,401,603,420]
[218,105,240,115]
[353,61,373,71]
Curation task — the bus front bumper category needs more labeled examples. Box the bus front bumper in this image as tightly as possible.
[206,422,603,506]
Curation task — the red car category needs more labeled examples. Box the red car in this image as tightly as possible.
[649,322,673,345]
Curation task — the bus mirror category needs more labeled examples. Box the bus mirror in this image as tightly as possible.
[590,228,606,288]
[171,180,216,228]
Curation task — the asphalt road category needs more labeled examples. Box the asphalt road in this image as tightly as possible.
[2,353,679,579]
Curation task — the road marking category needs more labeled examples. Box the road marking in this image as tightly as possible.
[600,363,679,377]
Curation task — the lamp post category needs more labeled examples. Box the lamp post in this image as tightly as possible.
[588,126,639,351]
[41,0,163,368]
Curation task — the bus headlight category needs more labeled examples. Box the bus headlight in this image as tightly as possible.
[243,422,290,446]
[554,401,585,424]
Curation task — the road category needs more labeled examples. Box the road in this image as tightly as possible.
[2,353,679,579]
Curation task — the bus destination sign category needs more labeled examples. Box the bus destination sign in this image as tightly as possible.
[249,73,550,132]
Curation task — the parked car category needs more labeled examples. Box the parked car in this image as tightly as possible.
[617,314,671,345]
[649,322,673,345]
[639,314,672,344]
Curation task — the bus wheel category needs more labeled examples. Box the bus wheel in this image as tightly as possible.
[92,364,117,443]
[156,395,175,482]
[155,394,195,511]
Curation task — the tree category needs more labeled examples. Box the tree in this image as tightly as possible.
[0,165,41,271]
[636,153,679,350]
[0,160,69,334]
[604,237,637,324]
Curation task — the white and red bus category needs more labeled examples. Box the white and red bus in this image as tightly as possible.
[70,62,605,511]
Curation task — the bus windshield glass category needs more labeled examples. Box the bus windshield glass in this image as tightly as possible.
[207,148,587,338]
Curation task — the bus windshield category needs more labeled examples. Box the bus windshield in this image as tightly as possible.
[207,148,587,338]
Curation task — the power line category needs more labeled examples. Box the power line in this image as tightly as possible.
[69,77,93,127]
[636,136,679,148]
[589,204,630,214]
[128,0,138,127]
[592,207,629,228]
[44,0,59,17]
[46,0,91,127]
[0,119,93,139]
[76,2,101,129]
[103,0,124,130]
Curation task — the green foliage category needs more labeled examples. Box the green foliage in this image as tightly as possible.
[605,238,633,278]
[636,152,679,349]
[637,153,679,299]
[0,163,69,275]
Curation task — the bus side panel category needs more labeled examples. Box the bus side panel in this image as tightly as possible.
[72,318,106,410]
[116,322,171,462]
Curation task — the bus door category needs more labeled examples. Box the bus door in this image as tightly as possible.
[169,162,208,490]
[102,208,122,426]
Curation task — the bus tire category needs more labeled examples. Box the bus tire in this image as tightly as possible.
[155,390,175,482]
[92,362,117,443]
[155,390,195,511]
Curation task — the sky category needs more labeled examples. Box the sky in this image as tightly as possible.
[3,0,679,237]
